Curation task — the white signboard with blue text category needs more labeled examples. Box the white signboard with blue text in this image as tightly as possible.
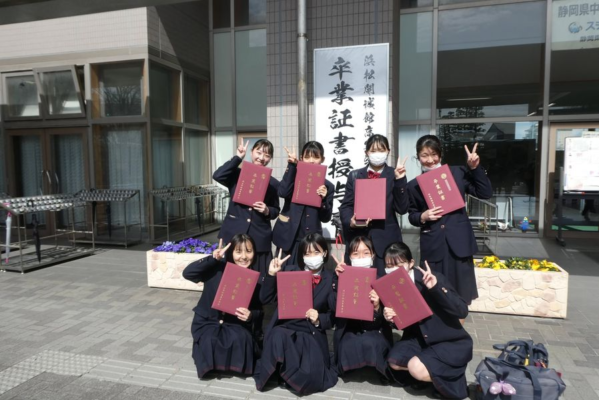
[314,43,389,239]
[553,0,599,50]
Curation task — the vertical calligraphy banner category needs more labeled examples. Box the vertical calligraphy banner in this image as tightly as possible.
[314,43,389,238]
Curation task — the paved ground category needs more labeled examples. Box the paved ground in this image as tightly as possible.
[0,232,598,399]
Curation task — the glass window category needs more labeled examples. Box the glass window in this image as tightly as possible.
[213,0,231,29]
[549,1,599,115]
[0,129,5,195]
[400,0,433,9]
[399,12,433,121]
[214,32,233,127]
[150,64,181,121]
[215,131,235,170]
[437,3,546,119]
[437,122,541,231]
[4,74,40,118]
[185,129,210,185]
[398,125,431,229]
[38,69,84,116]
[235,29,267,127]
[184,76,209,126]
[152,125,183,224]
[235,0,266,26]
[97,62,143,118]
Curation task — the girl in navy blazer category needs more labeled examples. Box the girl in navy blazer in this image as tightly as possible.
[254,233,338,395]
[384,242,473,399]
[213,139,280,279]
[339,134,409,276]
[272,141,335,266]
[407,135,492,305]
[182,234,264,379]
[332,236,393,382]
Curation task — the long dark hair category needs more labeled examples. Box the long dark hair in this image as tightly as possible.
[348,236,374,257]
[416,135,443,158]
[225,234,257,267]
[301,141,325,160]
[383,242,414,266]
[365,134,390,152]
[252,139,274,157]
[297,233,330,270]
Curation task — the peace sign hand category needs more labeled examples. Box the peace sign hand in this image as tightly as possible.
[416,260,437,289]
[237,139,250,159]
[394,156,409,180]
[284,146,298,164]
[332,254,347,276]
[213,239,231,261]
[268,249,291,276]
[465,143,480,170]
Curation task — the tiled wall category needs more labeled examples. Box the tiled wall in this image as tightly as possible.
[267,0,394,178]
[0,8,149,64]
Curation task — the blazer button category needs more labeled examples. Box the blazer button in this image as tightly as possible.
[219,320,224,324]
[442,287,448,293]
[312,332,315,335]
[247,218,251,222]
[440,224,445,229]
[249,207,253,211]
[423,334,428,338]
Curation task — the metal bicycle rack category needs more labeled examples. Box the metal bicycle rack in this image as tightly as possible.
[149,185,228,243]
[0,194,95,273]
[74,189,142,248]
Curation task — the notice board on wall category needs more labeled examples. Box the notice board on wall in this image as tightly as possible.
[564,136,599,192]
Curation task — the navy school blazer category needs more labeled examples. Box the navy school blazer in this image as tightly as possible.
[399,270,472,366]
[213,156,280,253]
[272,162,335,252]
[339,165,409,261]
[182,255,263,333]
[260,265,336,367]
[407,165,493,262]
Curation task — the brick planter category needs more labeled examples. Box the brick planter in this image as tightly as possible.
[146,251,207,291]
[469,261,569,318]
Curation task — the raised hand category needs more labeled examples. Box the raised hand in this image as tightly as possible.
[284,146,298,164]
[416,260,437,289]
[332,254,347,276]
[395,156,409,180]
[306,308,319,325]
[316,185,327,199]
[235,307,252,322]
[369,289,381,311]
[268,249,291,276]
[252,201,269,216]
[421,206,444,223]
[465,143,480,170]
[383,306,396,322]
[237,138,250,159]
[213,238,231,260]
[350,213,371,228]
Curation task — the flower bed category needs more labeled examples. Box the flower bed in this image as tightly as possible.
[470,256,569,319]
[146,239,217,291]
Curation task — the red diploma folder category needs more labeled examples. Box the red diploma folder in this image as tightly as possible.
[355,178,386,220]
[415,164,464,216]
[212,262,260,316]
[233,162,272,207]
[336,266,377,321]
[371,268,432,330]
[292,162,326,207]
[277,271,313,319]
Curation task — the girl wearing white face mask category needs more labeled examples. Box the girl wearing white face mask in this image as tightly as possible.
[406,135,492,307]
[332,236,394,382]
[254,233,337,395]
[383,242,473,400]
[339,134,410,277]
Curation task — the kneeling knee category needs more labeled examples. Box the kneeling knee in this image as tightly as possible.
[407,357,430,382]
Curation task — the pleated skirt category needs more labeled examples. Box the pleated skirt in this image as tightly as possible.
[337,329,391,378]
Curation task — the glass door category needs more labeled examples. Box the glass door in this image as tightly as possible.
[546,123,599,237]
[6,128,89,234]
